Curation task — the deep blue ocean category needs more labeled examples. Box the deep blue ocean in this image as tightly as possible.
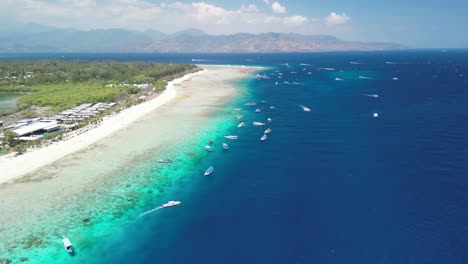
[3,50,468,263]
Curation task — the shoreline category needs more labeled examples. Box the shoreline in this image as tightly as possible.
[0,69,205,184]
[0,65,258,262]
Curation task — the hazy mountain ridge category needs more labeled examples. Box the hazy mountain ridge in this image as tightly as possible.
[0,24,405,52]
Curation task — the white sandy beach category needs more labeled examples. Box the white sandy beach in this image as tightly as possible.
[0,69,205,184]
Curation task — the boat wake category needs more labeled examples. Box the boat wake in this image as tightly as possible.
[138,206,163,218]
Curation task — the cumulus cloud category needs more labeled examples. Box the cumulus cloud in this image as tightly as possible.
[271,2,286,14]
[326,12,350,25]
[0,0,316,34]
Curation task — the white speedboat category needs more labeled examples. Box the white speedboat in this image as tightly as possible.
[236,115,244,121]
[255,108,262,113]
[365,94,379,98]
[162,201,181,208]
[204,166,214,176]
[392,77,399,81]
[373,113,379,118]
[335,77,343,81]
[260,134,268,142]
[205,146,212,152]
[298,105,311,112]
[253,122,266,126]
[224,135,238,140]
[244,102,256,106]
[264,128,272,134]
[260,100,267,104]
[237,122,245,128]
[223,143,229,150]
[270,106,275,109]
[158,159,173,163]
[208,139,214,144]
[62,237,74,253]
[234,108,242,111]
[267,118,272,122]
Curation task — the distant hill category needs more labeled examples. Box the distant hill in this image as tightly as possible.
[0,24,405,52]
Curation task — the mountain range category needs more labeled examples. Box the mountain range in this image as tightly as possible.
[0,23,405,53]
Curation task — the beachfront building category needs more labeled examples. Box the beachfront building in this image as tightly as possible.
[11,120,61,138]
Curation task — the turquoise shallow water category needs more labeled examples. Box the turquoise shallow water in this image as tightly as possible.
[0,74,254,263]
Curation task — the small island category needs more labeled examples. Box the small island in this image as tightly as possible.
[0,60,199,155]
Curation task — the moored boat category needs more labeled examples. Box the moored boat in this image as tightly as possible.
[62,237,74,253]
[244,102,257,106]
[224,135,238,140]
[267,118,272,122]
[236,115,244,121]
[260,134,268,142]
[204,166,214,176]
[255,108,262,113]
[205,146,212,152]
[264,128,272,134]
[208,139,214,144]
[237,122,245,128]
[223,143,229,150]
[158,159,173,163]
[253,122,266,126]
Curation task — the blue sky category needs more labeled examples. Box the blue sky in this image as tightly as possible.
[1,0,466,48]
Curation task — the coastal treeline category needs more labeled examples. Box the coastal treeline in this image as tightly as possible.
[0,60,198,114]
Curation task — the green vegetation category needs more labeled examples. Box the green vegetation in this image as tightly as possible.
[0,60,199,116]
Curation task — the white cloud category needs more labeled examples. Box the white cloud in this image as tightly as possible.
[271,2,286,14]
[326,12,350,25]
[0,0,320,35]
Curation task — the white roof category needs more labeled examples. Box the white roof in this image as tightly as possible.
[12,121,58,137]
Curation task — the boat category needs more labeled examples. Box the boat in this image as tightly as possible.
[270,106,275,109]
[253,122,266,126]
[208,139,214,144]
[298,105,311,112]
[236,115,244,121]
[223,143,229,150]
[237,122,245,128]
[264,128,272,134]
[244,102,256,106]
[234,108,242,111]
[267,118,272,122]
[260,134,268,142]
[162,201,181,208]
[204,166,214,176]
[62,237,74,253]
[205,146,212,152]
[373,113,379,118]
[260,100,267,104]
[335,77,343,81]
[255,108,262,113]
[158,159,173,163]
[392,77,399,81]
[224,135,238,140]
